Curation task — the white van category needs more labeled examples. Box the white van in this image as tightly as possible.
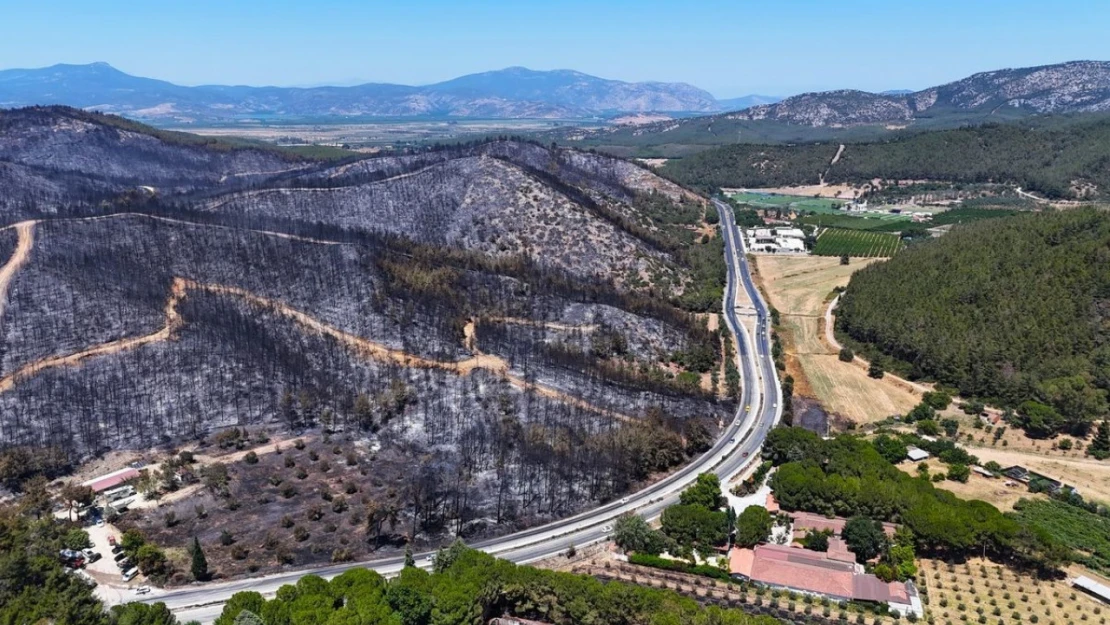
[121,568,139,582]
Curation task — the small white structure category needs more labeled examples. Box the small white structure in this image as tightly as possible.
[971,465,995,478]
[776,228,806,239]
[774,237,807,252]
[1073,576,1110,604]
[906,447,930,462]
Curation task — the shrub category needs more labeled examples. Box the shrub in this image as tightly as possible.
[294,439,306,450]
[293,526,309,542]
[219,530,235,546]
[243,451,259,464]
[626,553,733,581]
[280,515,294,528]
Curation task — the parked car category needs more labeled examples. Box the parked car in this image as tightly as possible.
[134,586,151,595]
[121,568,139,582]
[82,549,101,563]
[113,552,127,562]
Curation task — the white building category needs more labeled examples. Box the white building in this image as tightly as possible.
[906,447,930,462]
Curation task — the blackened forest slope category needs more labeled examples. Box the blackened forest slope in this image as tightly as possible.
[0,108,731,542]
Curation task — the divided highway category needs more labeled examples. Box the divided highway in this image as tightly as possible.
[154,199,782,623]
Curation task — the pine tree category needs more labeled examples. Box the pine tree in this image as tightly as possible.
[868,358,885,379]
[1091,420,1110,460]
[190,536,209,581]
[404,545,415,568]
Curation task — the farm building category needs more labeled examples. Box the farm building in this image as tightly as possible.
[747,228,807,254]
[790,511,898,541]
[906,447,930,462]
[728,543,922,617]
[83,467,140,494]
[1004,466,1068,493]
[1073,576,1110,604]
[971,465,995,478]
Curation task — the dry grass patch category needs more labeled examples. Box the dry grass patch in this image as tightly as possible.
[966,447,1110,505]
[801,354,919,425]
[894,461,1040,511]
[753,255,918,426]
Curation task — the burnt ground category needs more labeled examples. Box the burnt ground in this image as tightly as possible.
[118,434,434,583]
[791,396,830,436]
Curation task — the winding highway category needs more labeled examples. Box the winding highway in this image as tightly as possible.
[149,199,782,623]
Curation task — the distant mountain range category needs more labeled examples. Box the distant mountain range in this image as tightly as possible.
[564,61,1110,155]
[726,60,1110,126]
[0,63,778,122]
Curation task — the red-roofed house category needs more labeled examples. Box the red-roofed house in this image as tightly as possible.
[765,493,780,514]
[826,537,856,564]
[791,512,898,542]
[82,468,140,494]
[728,544,921,617]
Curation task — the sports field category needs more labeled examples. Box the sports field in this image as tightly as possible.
[812,228,903,257]
[729,191,846,215]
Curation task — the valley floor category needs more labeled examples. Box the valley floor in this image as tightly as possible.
[751,254,918,426]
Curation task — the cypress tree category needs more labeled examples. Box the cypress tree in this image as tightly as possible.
[191,536,209,581]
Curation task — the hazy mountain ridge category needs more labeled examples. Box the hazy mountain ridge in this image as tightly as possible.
[0,63,727,120]
[561,61,1110,154]
[733,60,1110,126]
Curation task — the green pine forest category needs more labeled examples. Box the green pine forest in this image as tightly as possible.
[836,208,1110,437]
[660,117,1110,199]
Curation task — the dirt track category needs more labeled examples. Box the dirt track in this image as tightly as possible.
[0,277,635,422]
[0,221,35,322]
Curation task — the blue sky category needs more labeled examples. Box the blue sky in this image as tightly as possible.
[2,0,1108,97]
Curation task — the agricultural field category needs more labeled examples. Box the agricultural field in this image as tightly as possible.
[729,192,846,214]
[796,213,912,231]
[753,255,918,426]
[918,557,1107,625]
[1013,498,1110,576]
[812,228,904,257]
[929,206,1024,226]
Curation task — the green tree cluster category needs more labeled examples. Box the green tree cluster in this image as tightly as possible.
[764,427,1068,570]
[735,506,773,548]
[663,118,1110,200]
[661,472,728,555]
[214,545,781,625]
[837,209,1110,437]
